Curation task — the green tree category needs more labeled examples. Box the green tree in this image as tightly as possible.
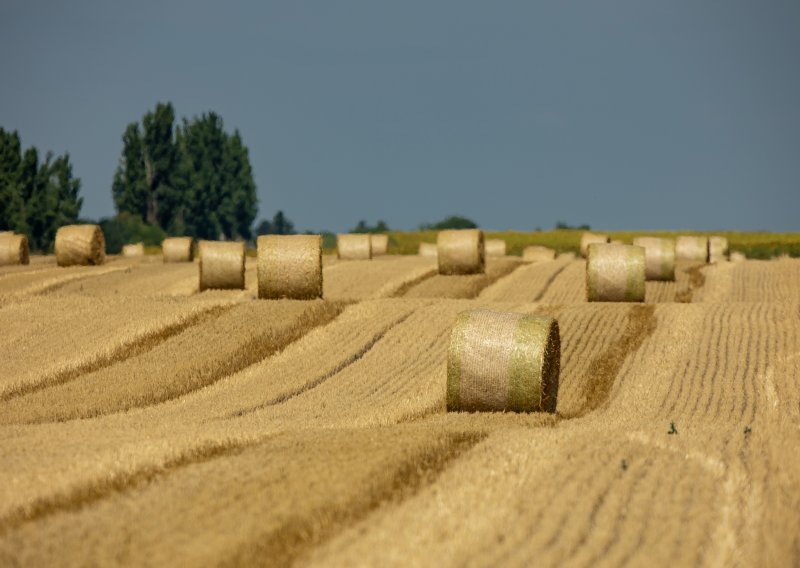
[351,219,389,233]
[420,215,477,230]
[0,129,23,231]
[255,210,295,236]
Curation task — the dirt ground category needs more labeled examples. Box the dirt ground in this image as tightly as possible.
[0,254,798,566]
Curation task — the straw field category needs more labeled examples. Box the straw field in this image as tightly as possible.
[0,250,798,566]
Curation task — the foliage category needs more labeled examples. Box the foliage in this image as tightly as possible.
[350,219,390,233]
[255,210,295,236]
[98,212,167,254]
[555,221,591,230]
[419,215,478,230]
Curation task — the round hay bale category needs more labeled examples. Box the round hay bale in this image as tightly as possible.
[485,239,507,257]
[370,234,389,256]
[675,236,709,262]
[447,308,560,413]
[522,245,556,263]
[580,232,610,257]
[198,241,245,291]
[162,237,194,263]
[632,236,675,281]
[730,251,746,263]
[337,234,372,260]
[257,234,322,300]
[418,242,438,258]
[0,233,30,266]
[437,229,485,275]
[122,243,145,258]
[586,243,646,302]
[708,236,729,263]
[55,224,105,267]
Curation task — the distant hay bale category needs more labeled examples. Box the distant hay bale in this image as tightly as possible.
[418,242,438,258]
[337,234,372,260]
[447,308,560,413]
[580,232,610,257]
[0,233,29,266]
[437,229,485,275]
[485,239,507,257]
[257,234,322,300]
[586,243,646,302]
[370,234,389,256]
[122,243,145,258]
[675,236,709,262]
[708,236,729,263]
[162,237,194,263]
[198,241,245,291]
[730,251,746,263]
[632,236,675,281]
[55,224,106,267]
[522,246,556,263]
[610,239,624,245]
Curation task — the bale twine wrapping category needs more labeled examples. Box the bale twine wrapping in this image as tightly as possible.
[708,236,729,263]
[0,233,30,266]
[122,243,145,258]
[418,242,438,258]
[437,229,485,275]
[337,234,372,260]
[522,245,556,263]
[162,237,194,263]
[586,243,646,302]
[370,234,389,256]
[257,234,322,300]
[485,239,507,257]
[632,236,675,281]
[55,224,106,267]
[675,236,709,262]
[198,241,245,291]
[447,308,560,413]
[580,232,610,257]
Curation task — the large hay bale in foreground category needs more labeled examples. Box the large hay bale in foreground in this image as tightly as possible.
[257,234,322,300]
[580,232,610,257]
[122,243,145,258]
[0,233,29,266]
[485,239,507,257]
[632,236,675,281]
[437,229,485,275]
[162,237,194,263]
[447,308,560,413]
[198,241,245,291]
[675,236,709,262]
[337,234,372,260]
[708,236,729,263]
[370,234,389,256]
[418,242,438,258]
[522,245,556,263]
[55,224,106,267]
[586,243,646,302]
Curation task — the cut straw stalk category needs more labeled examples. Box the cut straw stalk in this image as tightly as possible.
[586,243,646,302]
[522,245,555,262]
[580,232,610,257]
[257,234,322,300]
[0,233,29,266]
[337,234,372,260]
[370,234,389,256]
[675,236,709,262]
[632,236,675,281]
[447,308,560,413]
[198,241,245,291]
[418,242,438,258]
[122,243,145,258]
[55,224,106,267]
[162,237,194,263]
[437,229,485,275]
[708,236,729,263]
[485,239,506,257]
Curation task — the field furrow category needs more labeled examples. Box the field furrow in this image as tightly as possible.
[54,261,200,297]
[0,264,129,297]
[323,257,438,301]
[697,258,800,302]
[478,257,572,301]
[402,258,523,299]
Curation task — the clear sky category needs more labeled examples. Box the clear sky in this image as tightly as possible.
[1,1,798,233]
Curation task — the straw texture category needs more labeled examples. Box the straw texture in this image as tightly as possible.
[675,236,709,262]
[580,232,610,257]
[0,233,29,266]
[522,246,556,263]
[337,234,372,260]
[730,251,746,263]
[370,234,389,256]
[162,237,194,263]
[122,243,145,258]
[437,229,485,275]
[55,224,106,267]
[586,243,646,302]
[418,243,438,258]
[447,308,560,413]
[708,236,729,263]
[485,239,507,257]
[257,235,323,300]
[198,241,245,291]
[632,236,675,281]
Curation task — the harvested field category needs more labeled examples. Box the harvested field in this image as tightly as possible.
[0,255,799,566]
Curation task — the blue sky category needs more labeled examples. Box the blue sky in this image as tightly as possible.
[1,0,798,232]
